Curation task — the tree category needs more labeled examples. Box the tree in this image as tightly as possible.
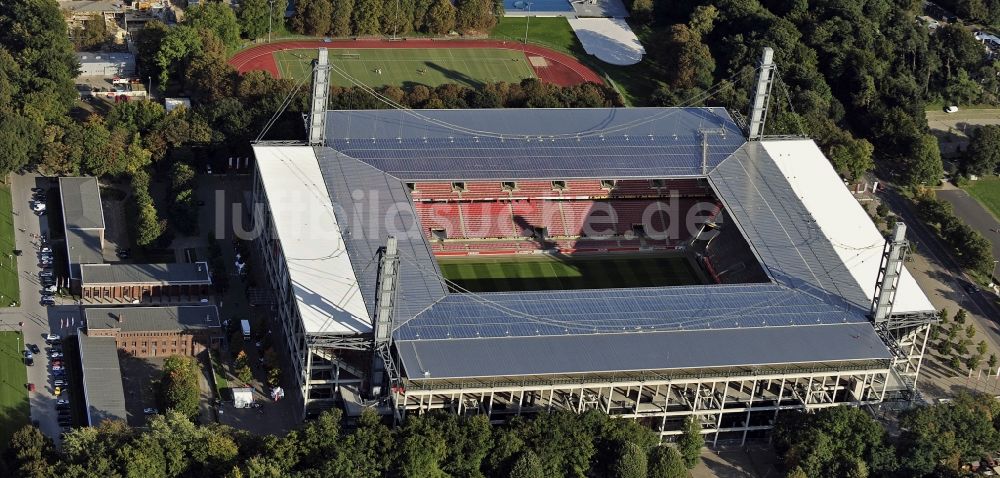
[990,354,998,372]
[239,0,271,39]
[968,353,983,370]
[939,308,950,323]
[159,355,201,419]
[774,406,896,477]
[73,14,110,50]
[154,25,203,89]
[964,125,1000,176]
[455,0,496,34]
[611,441,647,478]
[423,0,456,34]
[829,137,875,180]
[186,2,242,49]
[978,340,989,356]
[508,450,544,478]
[381,0,414,36]
[330,0,355,36]
[4,425,55,478]
[648,446,688,478]
[0,113,39,174]
[352,0,383,35]
[630,0,653,24]
[899,393,1000,476]
[956,309,968,324]
[292,0,333,36]
[677,417,703,469]
[966,324,977,340]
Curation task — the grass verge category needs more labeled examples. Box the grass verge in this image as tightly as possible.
[0,331,29,451]
[0,183,19,306]
[963,176,1000,220]
[209,350,229,398]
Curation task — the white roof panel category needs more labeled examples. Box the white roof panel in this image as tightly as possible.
[253,146,372,334]
[761,140,934,314]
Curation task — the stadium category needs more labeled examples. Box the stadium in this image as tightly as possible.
[248,49,937,443]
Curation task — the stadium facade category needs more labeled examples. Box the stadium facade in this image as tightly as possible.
[247,51,937,443]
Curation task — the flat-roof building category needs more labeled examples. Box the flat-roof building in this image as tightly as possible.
[79,262,212,303]
[77,329,127,426]
[84,305,222,357]
[59,177,106,280]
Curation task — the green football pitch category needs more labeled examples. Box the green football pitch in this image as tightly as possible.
[273,48,537,88]
[0,331,29,451]
[438,253,704,293]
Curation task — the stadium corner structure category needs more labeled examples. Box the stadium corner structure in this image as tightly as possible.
[247,51,937,444]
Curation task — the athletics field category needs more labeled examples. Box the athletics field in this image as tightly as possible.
[229,39,603,87]
[438,253,703,293]
[274,48,536,88]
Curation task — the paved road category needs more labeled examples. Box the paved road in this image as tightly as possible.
[881,187,1000,398]
[937,187,1000,268]
[0,173,82,443]
[927,109,1000,155]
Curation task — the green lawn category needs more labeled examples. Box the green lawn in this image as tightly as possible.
[491,16,580,54]
[209,350,229,398]
[492,16,661,105]
[0,331,29,451]
[274,48,536,88]
[963,177,1000,220]
[0,184,18,306]
[438,253,702,292]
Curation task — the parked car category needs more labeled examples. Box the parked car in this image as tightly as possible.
[43,285,56,293]
[143,407,159,415]
[30,187,44,193]
[44,333,60,341]
[38,271,53,278]
[24,356,33,366]
[57,398,69,405]
[53,379,66,387]
[28,344,39,354]
[53,386,61,396]
[39,247,51,253]
[49,351,62,359]
[945,105,959,113]
[50,360,63,366]
[40,298,55,306]
[51,369,65,377]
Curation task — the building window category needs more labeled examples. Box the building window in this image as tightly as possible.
[551,180,566,190]
[406,182,416,191]
[451,181,466,192]
[501,181,517,191]
[601,179,616,189]
[650,179,666,188]
[431,229,447,241]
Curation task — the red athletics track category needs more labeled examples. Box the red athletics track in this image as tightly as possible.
[228,39,603,87]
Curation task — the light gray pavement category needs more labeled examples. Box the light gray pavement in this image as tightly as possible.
[927,108,1000,155]
[882,187,1000,400]
[0,173,84,443]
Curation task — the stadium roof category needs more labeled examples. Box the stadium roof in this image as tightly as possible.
[253,107,935,379]
[326,108,745,180]
[254,146,374,335]
[77,330,127,427]
[85,305,221,333]
[80,262,212,286]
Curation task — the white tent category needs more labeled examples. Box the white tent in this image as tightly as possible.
[232,387,254,408]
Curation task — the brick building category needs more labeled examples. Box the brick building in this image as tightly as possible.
[84,305,222,358]
[79,262,212,303]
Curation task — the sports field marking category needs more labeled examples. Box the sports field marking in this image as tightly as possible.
[438,253,703,293]
[273,48,537,88]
